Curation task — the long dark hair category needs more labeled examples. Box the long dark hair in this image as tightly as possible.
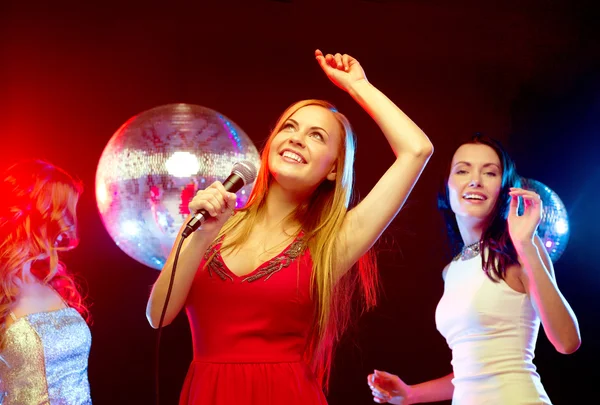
[438,134,521,281]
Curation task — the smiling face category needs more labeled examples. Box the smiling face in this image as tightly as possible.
[267,104,343,193]
[447,143,503,224]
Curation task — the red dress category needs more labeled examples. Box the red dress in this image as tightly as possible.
[179,234,327,405]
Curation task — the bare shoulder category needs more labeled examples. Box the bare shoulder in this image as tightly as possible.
[442,262,451,281]
[504,262,527,294]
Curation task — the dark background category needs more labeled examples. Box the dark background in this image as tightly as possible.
[1,1,598,404]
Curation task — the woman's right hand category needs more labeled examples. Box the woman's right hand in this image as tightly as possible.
[368,370,413,404]
[187,181,237,237]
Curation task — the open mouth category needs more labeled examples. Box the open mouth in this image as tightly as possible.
[462,192,487,201]
[280,149,307,164]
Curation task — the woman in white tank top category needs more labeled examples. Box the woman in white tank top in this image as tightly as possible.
[367,135,581,405]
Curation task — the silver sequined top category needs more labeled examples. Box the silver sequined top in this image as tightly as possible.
[0,307,92,404]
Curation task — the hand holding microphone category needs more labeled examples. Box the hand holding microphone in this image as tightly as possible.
[182,161,257,238]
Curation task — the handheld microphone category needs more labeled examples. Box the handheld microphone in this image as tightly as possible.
[181,161,257,238]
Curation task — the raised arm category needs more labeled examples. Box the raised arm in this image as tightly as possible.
[146,182,236,328]
[508,187,581,354]
[314,50,434,276]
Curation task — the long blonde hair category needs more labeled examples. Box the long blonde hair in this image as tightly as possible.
[0,160,89,351]
[210,100,378,388]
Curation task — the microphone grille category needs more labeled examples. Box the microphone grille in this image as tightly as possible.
[231,161,258,185]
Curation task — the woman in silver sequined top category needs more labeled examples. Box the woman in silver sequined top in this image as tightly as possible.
[0,159,92,405]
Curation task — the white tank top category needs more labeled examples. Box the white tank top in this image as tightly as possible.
[435,252,551,404]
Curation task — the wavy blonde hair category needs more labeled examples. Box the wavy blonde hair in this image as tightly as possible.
[0,160,89,350]
[208,100,378,388]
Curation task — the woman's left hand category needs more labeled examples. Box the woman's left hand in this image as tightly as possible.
[315,49,368,92]
[507,187,542,248]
